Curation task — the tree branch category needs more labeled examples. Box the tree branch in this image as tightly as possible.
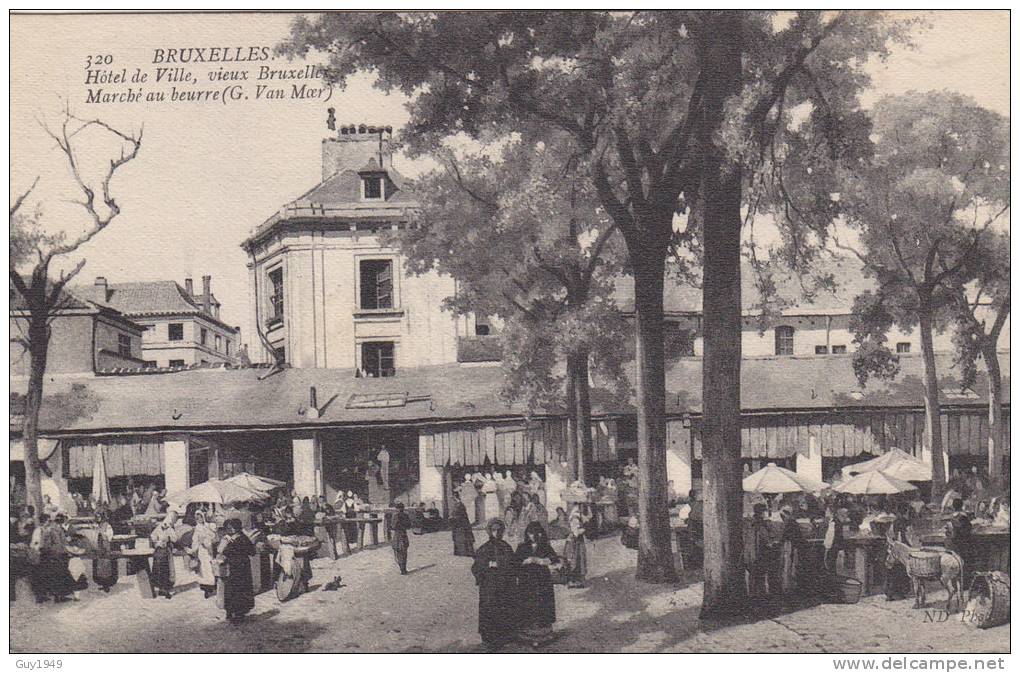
[10,176,40,217]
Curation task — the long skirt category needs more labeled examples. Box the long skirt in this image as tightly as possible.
[452,527,475,557]
[516,565,556,630]
[562,536,587,582]
[223,559,255,617]
[195,547,215,589]
[483,493,500,523]
[151,546,175,594]
[474,496,486,527]
[37,554,78,599]
[93,557,118,590]
[884,561,912,601]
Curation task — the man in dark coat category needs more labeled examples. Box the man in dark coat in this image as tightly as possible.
[218,518,256,622]
[471,519,517,651]
[391,502,411,575]
[450,493,475,557]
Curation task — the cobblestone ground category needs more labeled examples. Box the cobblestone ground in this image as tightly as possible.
[9,531,1008,653]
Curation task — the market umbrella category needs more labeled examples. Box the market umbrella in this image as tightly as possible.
[841,448,931,482]
[224,472,286,494]
[743,462,828,494]
[833,470,918,495]
[91,445,111,505]
[166,479,268,507]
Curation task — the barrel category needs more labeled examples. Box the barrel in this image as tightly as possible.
[968,572,1010,629]
[835,577,863,604]
[907,550,941,578]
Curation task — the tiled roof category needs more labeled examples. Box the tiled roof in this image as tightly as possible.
[10,287,138,329]
[614,256,876,316]
[21,352,1008,435]
[76,282,229,332]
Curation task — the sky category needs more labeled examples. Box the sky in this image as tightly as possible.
[9,11,1010,349]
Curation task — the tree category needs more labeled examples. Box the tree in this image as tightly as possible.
[10,109,142,518]
[281,11,907,606]
[946,230,1010,489]
[835,93,1009,499]
[388,133,630,482]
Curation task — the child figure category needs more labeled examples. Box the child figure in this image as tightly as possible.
[561,512,588,588]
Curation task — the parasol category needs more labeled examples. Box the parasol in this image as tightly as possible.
[841,448,931,482]
[743,462,828,494]
[833,470,918,495]
[166,479,268,506]
[224,472,286,494]
[91,445,111,505]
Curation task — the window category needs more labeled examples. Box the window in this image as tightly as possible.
[215,334,222,351]
[775,326,795,356]
[117,334,132,357]
[359,259,393,309]
[225,340,232,356]
[268,267,284,323]
[169,359,185,368]
[815,345,828,355]
[896,342,912,354]
[832,344,847,354]
[200,328,208,346]
[143,361,157,369]
[168,323,184,341]
[363,176,383,200]
[474,314,491,336]
[665,322,696,357]
[361,341,395,377]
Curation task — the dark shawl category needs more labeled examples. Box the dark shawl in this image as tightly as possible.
[471,537,517,644]
[513,538,559,628]
[221,533,256,616]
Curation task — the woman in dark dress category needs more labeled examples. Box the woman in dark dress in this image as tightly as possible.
[450,493,475,557]
[390,502,411,575]
[471,519,517,651]
[149,511,179,599]
[217,518,256,622]
[513,521,561,646]
[92,512,118,592]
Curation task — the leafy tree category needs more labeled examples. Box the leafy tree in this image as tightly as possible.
[945,230,1009,489]
[10,109,142,518]
[388,133,630,482]
[835,92,1009,498]
[281,11,909,608]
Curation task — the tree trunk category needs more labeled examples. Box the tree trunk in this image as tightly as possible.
[983,343,1004,489]
[918,303,947,500]
[565,358,579,483]
[573,348,595,484]
[632,246,677,583]
[698,11,747,619]
[22,313,50,520]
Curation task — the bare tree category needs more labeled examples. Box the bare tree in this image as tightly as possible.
[10,108,142,518]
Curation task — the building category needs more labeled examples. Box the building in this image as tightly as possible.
[241,124,483,372]
[615,260,1011,360]
[78,276,241,369]
[9,288,146,377]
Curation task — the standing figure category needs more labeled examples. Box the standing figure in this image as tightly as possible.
[390,502,411,575]
[561,512,588,588]
[459,474,478,526]
[494,472,508,512]
[743,503,773,598]
[503,470,518,506]
[450,492,475,557]
[471,519,517,651]
[513,521,561,647]
[482,473,500,522]
[377,446,391,490]
[189,511,218,599]
[217,519,256,622]
[473,473,486,526]
[529,471,545,506]
[92,511,118,593]
[149,511,179,599]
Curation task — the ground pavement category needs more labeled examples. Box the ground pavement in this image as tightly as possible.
[9,530,1008,653]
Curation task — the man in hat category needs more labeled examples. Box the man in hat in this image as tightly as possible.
[390,503,411,575]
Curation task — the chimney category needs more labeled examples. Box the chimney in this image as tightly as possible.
[321,124,394,181]
[94,276,108,300]
[184,277,193,297]
[202,275,212,315]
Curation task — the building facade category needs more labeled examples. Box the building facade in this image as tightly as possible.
[79,276,241,368]
[241,125,482,373]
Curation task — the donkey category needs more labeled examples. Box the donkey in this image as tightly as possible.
[888,540,964,612]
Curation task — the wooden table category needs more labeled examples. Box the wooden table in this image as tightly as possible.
[111,548,157,598]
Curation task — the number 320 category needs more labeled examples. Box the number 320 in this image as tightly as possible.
[85,54,113,69]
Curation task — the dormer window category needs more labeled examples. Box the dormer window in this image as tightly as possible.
[363,175,384,200]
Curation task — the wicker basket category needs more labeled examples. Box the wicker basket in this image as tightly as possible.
[907,550,942,578]
[968,572,1010,629]
[835,577,863,604]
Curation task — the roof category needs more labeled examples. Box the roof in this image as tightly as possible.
[614,257,876,317]
[75,281,236,333]
[18,352,1008,436]
[244,167,418,247]
[10,286,141,330]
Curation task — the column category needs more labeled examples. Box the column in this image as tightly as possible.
[292,434,323,497]
[920,445,949,480]
[418,432,444,507]
[796,433,823,485]
[666,419,692,497]
[164,437,190,495]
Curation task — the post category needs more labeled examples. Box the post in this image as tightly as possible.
[163,438,190,495]
[418,431,444,507]
[796,433,823,485]
[292,434,323,497]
